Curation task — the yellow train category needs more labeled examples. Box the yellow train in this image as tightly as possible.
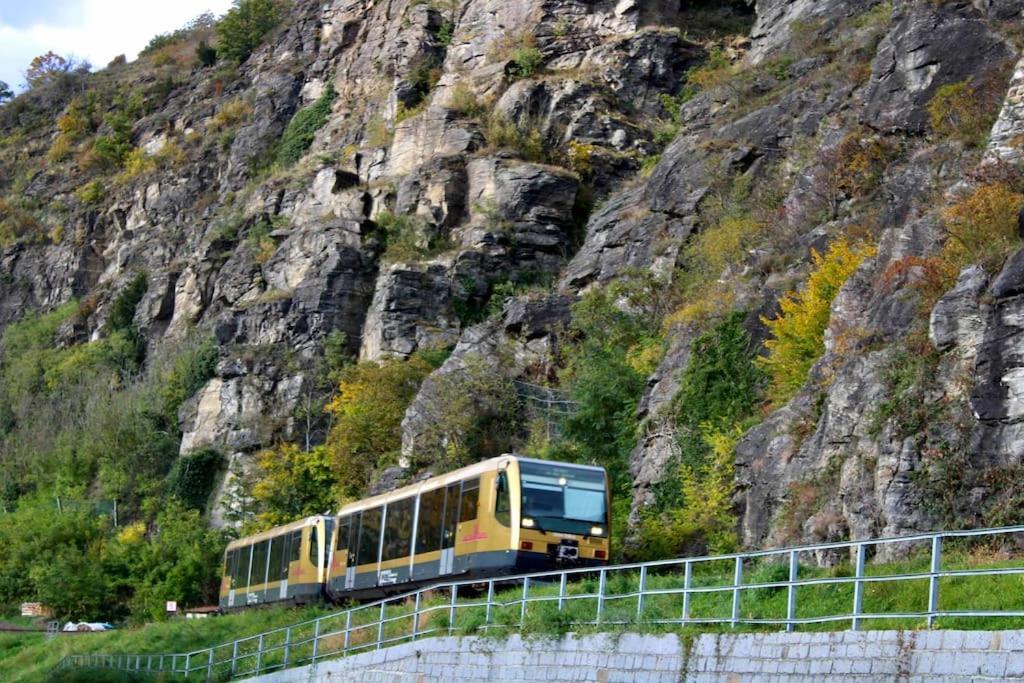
[219,455,609,609]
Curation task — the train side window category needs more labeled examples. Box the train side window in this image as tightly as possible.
[416,488,444,554]
[225,550,236,589]
[269,535,284,582]
[347,512,361,565]
[289,530,302,564]
[382,497,414,561]
[443,483,460,546]
[308,526,319,568]
[495,471,511,526]
[252,541,269,586]
[357,507,383,566]
[459,478,480,524]
[336,515,352,562]
[236,545,251,589]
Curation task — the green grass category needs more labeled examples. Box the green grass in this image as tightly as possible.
[13,543,1024,680]
[0,605,330,682]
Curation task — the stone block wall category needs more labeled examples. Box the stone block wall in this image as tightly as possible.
[242,629,1024,682]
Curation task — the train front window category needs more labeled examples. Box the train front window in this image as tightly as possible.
[519,461,607,536]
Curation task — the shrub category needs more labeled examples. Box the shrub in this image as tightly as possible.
[508,47,544,80]
[216,0,282,63]
[208,98,253,132]
[375,209,450,262]
[74,180,105,205]
[276,84,337,166]
[758,238,876,404]
[942,182,1024,275]
[447,83,487,119]
[195,41,218,67]
[928,80,1001,148]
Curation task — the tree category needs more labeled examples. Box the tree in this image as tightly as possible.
[25,51,85,89]
[0,81,12,104]
[323,353,439,500]
[216,0,282,63]
[252,443,336,528]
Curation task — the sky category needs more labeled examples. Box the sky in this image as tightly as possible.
[0,0,235,90]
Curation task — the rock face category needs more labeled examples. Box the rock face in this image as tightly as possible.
[3,0,1024,554]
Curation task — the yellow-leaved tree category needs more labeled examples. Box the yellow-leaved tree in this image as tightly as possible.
[759,238,876,404]
[324,353,440,501]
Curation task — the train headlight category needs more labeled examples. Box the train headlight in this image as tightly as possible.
[590,526,604,536]
[522,517,535,528]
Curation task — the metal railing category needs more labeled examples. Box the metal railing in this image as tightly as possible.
[52,524,1024,680]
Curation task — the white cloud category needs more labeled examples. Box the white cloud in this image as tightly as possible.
[0,0,234,89]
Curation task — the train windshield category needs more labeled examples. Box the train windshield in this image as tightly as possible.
[519,461,607,536]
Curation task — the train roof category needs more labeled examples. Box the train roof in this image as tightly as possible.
[226,514,331,551]
[334,454,606,517]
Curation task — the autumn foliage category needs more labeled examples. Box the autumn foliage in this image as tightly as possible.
[759,238,876,404]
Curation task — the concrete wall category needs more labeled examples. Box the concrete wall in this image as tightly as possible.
[242,629,1024,682]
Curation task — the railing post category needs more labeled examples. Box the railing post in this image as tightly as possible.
[147,655,152,672]
[377,602,386,648]
[171,654,177,673]
[450,584,459,635]
[786,550,798,633]
[184,652,191,678]
[230,642,238,676]
[413,592,422,640]
[731,556,743,628]
[312,618,322,663]
[343,611,352,655]
[283,627,292,667]
[596,570,606,623]
[852,543,866,631]
[637,565,647,621]
[206,648,214,680]
[520,578,530,627]
[485,581,495,627]
[558,573,567,612]
[928,535,942,628]
[255,634,264,674]
[682,561,692,624]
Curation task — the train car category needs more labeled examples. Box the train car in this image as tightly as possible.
[219,515,333,610]
[325,455,610,600]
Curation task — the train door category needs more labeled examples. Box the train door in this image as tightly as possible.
[440,482,460,575]
[334,514,356,591]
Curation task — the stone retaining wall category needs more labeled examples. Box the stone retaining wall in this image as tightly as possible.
[242,629,1024,682]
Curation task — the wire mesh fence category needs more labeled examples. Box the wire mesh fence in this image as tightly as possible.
[52,524,1024,680]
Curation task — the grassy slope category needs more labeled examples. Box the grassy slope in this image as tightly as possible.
[0,605,329,683]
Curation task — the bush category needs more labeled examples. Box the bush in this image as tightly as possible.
[195,41,218,67]
[74,180,105,205]
[447,83,487,119]
[216,0,282,63]
[928,79,1002,148]
[508,47,544,80]
[276,84,337,166]
[324,352,442,500]
[758,238,876,404]
[375,209,449,262]
[942,182,1024,275]
[208,98,253,132]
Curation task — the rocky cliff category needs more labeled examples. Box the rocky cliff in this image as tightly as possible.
[3,0,1024,555]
